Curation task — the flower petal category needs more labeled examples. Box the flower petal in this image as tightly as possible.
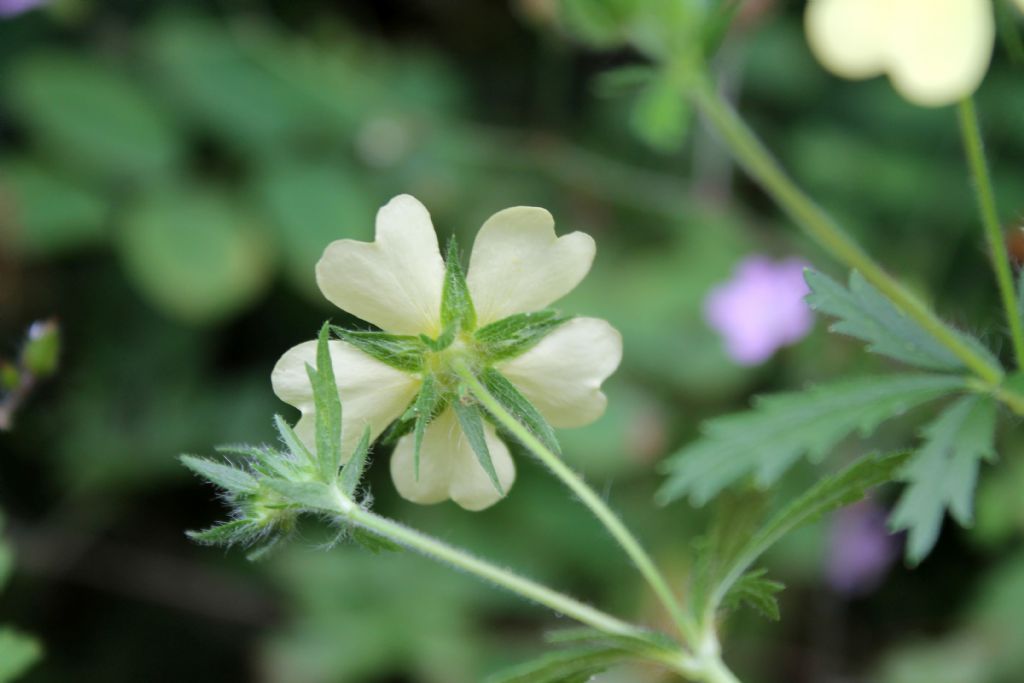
[271,339,421,459]
[497,317,622,429]
[316,194,445,335]
[390,408,515,510]
[805,0,889,80]
[887,0,993,107]
[466,207,596,326]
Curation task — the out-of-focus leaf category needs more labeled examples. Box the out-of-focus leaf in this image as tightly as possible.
[630,74,690,152]
[0,628,42,683]
[0,161,107,256]
[658,375,961,505]
[485,645,634,683]
[891,395,998,564]
[255,161,374,297]
[557,0,638,47]
[806,270,995,371]
[118,187,273,324]
[722,569,784,621]
[6,53,181,180]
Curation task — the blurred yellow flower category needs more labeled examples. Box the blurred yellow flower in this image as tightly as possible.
[271,195,621,510]
[804,0,994,107]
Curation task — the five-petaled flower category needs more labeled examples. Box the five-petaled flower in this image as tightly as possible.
[272,195,621,510]
[805,0,995,107]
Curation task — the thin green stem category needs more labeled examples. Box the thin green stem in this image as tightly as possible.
[451,360,696,645]
[691,79,1005,386]
[957,97,1024,368]
[326,486,643,639]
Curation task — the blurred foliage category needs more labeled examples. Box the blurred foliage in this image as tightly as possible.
[1,1,1023,682]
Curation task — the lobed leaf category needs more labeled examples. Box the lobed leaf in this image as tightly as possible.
[441,237,477,332]
[331,326,427,373]
[890,395,998,564]
[474,310,572,363]
[657,374,964,506]
[479,368,561,455]
[805,270,997,371]
[307,322,343,484]
[180,455,259,495]
[452,395,504,495]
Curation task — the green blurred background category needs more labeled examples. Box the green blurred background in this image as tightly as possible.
[2,1,1024,681]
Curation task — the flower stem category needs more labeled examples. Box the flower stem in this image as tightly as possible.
[326,486,644,639]
[691,78,1005,386]
[451,360,695,644]
[957,97,1024,369]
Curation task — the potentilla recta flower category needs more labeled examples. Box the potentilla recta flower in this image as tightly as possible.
[272,195,621,510]
[804,0,994,107]
[704,256,812,366]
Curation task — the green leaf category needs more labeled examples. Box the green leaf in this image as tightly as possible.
[273,415,315,467]
[0,628,42,683]
[6,52,181,180]
[658,374,964,506]
[722,569,784,621]
[704,452,909,618]
[485,645,634,683]
[630,74,690,152]
[805,270,996,371]
[479,368,561,455]
[180,455,259,495]
[332,327,427,373]
[452,396,504,495]
[411,375,443,480]
[0,537,12,593]
[118,187,272,324]
[474,310,573,363]
[262,479,337,512]
[441,237,476,332]
[340,426,373,499]
[307,323,342,484]
[890,395,998,564]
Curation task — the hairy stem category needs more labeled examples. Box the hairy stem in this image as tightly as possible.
[691,79,1006,387]
[451,360,695,644]
[957,97,1024,368]
[327,486,644,638]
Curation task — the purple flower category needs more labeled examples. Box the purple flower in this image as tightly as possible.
[0,0,46,17]
[704,256,813,365]
[826,500,900,597]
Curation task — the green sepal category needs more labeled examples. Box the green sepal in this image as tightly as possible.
[479,367,561,455]
[262,478,337,512]
[186,519,270,547]
[306,322,343,484]
[411,375,443,480]
[340,426,372,499]
[440,236,476,332]
[422,324,457,352]
[0,627,42,683]
[273,414,315,467]
[351,527,401,554]
[331,326,427,373]
[452,391,504,495]
[180,455,259,495]
[474,310,572,363]
[216,443,294,480]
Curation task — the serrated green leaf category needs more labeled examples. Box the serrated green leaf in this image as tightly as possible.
[441,237,476,332]
[485,645,634,683]
[0,627,42,683]
[890,395,998,564]
[722,569,784,621]
[180,455,259,495]
[273,414,315,467]
[452,396,504,495]
[340,426,373,499]
[658,374,964,506]
[704,452,908,619]
[411,375,442,480]
[479,367,561,455]
[805,270,996,371]
[308,323,343,484]
[331,327,427,372]
[474,310,573,363]
[262,478,337,512]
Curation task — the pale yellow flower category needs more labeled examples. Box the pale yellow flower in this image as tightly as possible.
[271,195,621,510]
[805,0,995,107]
